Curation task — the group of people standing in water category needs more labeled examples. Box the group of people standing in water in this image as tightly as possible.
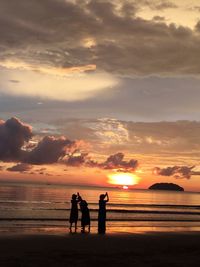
[69,192,109,234]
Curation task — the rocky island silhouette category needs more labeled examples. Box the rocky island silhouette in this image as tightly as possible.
[149,183,184,191]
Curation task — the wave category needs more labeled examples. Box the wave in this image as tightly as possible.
[0,200,68,204]
[0,218,200,222]
[37,209,200,216]
[1,207,200,216]
[1,200,200,209]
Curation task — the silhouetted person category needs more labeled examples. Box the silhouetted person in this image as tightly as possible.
[78,193,90,233]
[69,193,79,233]
[98,192,109,234]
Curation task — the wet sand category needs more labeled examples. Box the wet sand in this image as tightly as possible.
[0,232,200,267]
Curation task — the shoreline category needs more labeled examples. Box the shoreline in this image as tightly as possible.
[1,220,200,236]
[1,224,200,236]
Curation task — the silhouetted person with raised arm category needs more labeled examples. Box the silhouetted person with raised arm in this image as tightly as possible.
[98,192,109,234]
[77,192,90,233]
[69,193,79,233]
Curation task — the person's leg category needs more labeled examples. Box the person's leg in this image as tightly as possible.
[103,221,106,234]
[69,223,72,232]
[81,225,85,233]
[98,217,104,234]
[75,222,77,232]
[98,220,101,233]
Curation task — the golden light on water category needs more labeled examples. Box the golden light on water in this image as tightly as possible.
[107,173,140,187]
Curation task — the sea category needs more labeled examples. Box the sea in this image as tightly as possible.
[0,183,200,234]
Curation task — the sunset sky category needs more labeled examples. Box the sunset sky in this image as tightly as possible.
[1,0,200,191]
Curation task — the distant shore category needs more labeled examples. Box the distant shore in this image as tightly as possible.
[0,232,200,267]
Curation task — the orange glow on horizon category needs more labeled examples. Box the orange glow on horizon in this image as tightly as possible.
[107,172,140,186]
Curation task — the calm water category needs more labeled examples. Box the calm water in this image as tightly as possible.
[0,183,200,234]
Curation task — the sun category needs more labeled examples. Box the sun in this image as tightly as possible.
[107,173,139,187]
[122,185,129,190]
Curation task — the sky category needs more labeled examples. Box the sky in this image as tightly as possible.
[1,0,200,191]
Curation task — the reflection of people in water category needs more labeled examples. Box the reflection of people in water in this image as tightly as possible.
[69,194,79,233]
[98,192,109,234]
[78,193,90,233]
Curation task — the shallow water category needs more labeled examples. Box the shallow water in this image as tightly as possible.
[0,183,200,234]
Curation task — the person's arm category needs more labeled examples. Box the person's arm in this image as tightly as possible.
[105,192,109,202]
[77,192,82,202]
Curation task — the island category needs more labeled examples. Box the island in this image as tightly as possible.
[149,183,184,191]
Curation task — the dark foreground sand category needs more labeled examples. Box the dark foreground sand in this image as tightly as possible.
[0,232,200,267]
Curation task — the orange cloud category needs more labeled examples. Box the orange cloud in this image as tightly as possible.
[0,60,96,76]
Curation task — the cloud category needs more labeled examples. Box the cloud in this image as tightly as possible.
[190,6,200,12]
[0,0,199,78]
[0,68,118,101]
[0,166,4,171]
[0,117,78,165]
[101,152,138,172]
[2,75,200,122]
[28,167,50,175]
[0,117,32,161]
[0,117,138,171]
[195,21,200,32]
[153,165,195,179]
[153,16,166,21]
[65,151,89,167]
[55,118,200,155]
[149,0,177,10]
[9,79,20,83]
[7,163,33,172]
[131,0,177,11]
[125,120,200,153]
[3,117,200,177]
[24,136,75,164]
[0,60,96,75]
[87,118,129,145]
[64,151,138,172]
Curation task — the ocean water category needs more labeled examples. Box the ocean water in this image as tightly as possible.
[0,183,200,234]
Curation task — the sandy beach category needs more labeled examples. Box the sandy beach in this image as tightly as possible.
[0,232,200,267]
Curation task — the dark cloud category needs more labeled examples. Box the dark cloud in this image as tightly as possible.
[101,152,138,172]
[153,16,166,21]
[35,167,46,172]
[64,151,138,172]
[25,136,74,164]
[65,151,89,167]
[0,117,32,161]
[7,163,33,172]
[191,171,200,176]
[195,21,200,32]
[9,79,20,83]
[153,165,195,179]
[0,0,199,76]
[29,167,51,175]
[0,165,4,171]
[120,2,138,18]
[0,117,77,164]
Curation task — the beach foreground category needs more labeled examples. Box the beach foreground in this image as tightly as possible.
[0,232,200,267]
